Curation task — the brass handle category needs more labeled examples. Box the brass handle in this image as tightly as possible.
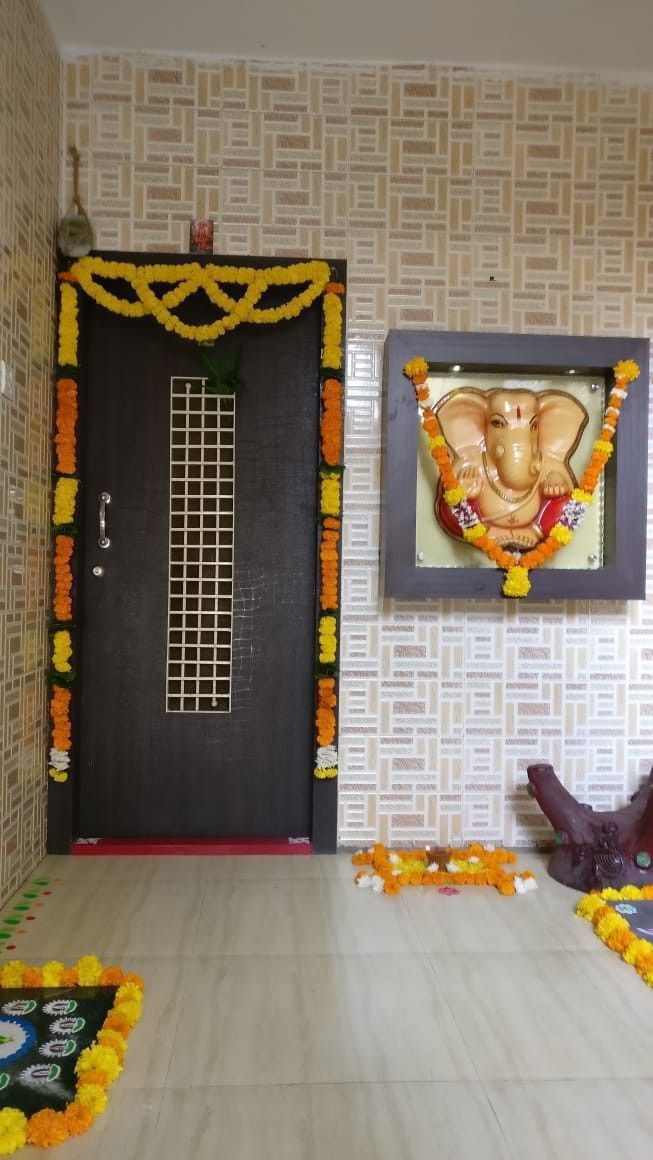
[98,492,111,548]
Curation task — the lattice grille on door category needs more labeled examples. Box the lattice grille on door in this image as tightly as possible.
[166,379,235,712]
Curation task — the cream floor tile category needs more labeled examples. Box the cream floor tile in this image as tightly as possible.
[580,939,653,1015]
[486,1079,653,1160]
[194,878,422,955]
[2,879,204,960]
[101,956,192,1089]
[135,1082,511,1160]
[166,954,475,1086]
[27,1089,164,1160]
[431,950,653,1080]
[402,887,566,953]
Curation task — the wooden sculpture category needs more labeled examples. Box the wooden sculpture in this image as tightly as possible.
[527,762,653,891]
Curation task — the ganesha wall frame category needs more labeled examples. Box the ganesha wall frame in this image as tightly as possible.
[382,330,649,601]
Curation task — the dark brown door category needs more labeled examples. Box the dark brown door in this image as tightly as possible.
[77,260,321,838]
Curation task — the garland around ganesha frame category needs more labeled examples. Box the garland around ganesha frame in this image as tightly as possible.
[404,355,640,596]
[52,258,345,790]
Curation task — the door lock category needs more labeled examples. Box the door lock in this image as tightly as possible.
[92,565,105,577]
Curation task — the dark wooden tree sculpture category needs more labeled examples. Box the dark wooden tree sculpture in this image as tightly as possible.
[527,762,653,891]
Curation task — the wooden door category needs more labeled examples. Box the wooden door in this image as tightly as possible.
[75,261,322,838]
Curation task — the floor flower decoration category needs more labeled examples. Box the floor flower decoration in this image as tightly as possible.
[0,959,143,1153]
[576,886,653,987]
[353,844,537,896]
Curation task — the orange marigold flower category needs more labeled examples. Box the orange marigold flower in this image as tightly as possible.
[77,1069,110,1090]
[63,1102,94,1137]
[26,1108,70,1147]
[99,967,125,986]
[122,972,145,992]
[23,967,44,988]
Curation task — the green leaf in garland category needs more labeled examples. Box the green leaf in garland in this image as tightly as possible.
[195,347,243,395]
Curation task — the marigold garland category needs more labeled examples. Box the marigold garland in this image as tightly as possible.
[57,283,79,367]
[576,884,653,987]
[320,473,342,517]
[62,257,332,345]
[353,843,537,896]
[316,677,337,746]
[320,522,340,611]
[54,378,78,474]
[318,614,337,665]
[52,477,78,527]
[405,357,641,597]
[53,534,74,622]
[321,378,343,466]
[322,292,344,369]
[0,958,144,1152]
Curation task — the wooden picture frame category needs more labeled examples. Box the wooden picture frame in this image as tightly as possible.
[382,330,649,600]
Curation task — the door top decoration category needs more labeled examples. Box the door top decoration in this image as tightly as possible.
[403,355,640,597]
[58,257,340,353]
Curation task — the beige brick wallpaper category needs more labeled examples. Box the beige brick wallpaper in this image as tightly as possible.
[63,53,653,847]
[0,0,60,903]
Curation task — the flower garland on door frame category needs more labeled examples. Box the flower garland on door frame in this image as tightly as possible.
[0,958,144,1153]
[51,259,345,792]
[404,356,640,597]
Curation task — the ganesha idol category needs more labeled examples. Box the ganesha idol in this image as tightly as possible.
[433,386,589,550]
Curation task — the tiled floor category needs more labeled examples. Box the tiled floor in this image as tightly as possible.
[2,851,653,1159]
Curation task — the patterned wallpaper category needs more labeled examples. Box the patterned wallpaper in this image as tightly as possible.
[63,54,653,847]
[0,0,60,904]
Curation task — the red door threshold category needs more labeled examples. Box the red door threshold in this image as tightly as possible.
[71,837,313,856]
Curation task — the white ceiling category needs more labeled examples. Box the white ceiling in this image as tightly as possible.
[40,0,653,77]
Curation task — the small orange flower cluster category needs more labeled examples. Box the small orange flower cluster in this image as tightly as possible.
[53,534,74,622]
[54,377,78,474]
[353,843,532,896]
[316,677,337,746]
[580,378,626,492]
[321,378,343,466]
[320,517,340,611]
[50,685,72,752]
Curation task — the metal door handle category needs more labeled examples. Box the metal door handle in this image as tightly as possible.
[98,492,111,548]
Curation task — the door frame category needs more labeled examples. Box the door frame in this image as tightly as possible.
[47,253,346,854]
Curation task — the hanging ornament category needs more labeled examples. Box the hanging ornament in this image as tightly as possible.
[58,146,93,258]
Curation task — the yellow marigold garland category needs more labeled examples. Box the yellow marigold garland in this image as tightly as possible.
[320,474,341,517]
[57,283,79,367]
[576,884,653,987]
[0,958,144,1152]
[52,477,78,527]
[62,258,332,345]
[318,615,337,664]
[404,356,641,596]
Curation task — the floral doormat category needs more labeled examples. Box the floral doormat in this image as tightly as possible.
[0,958,144,1154]
[577,887,653,988]
[353,843,537,896]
